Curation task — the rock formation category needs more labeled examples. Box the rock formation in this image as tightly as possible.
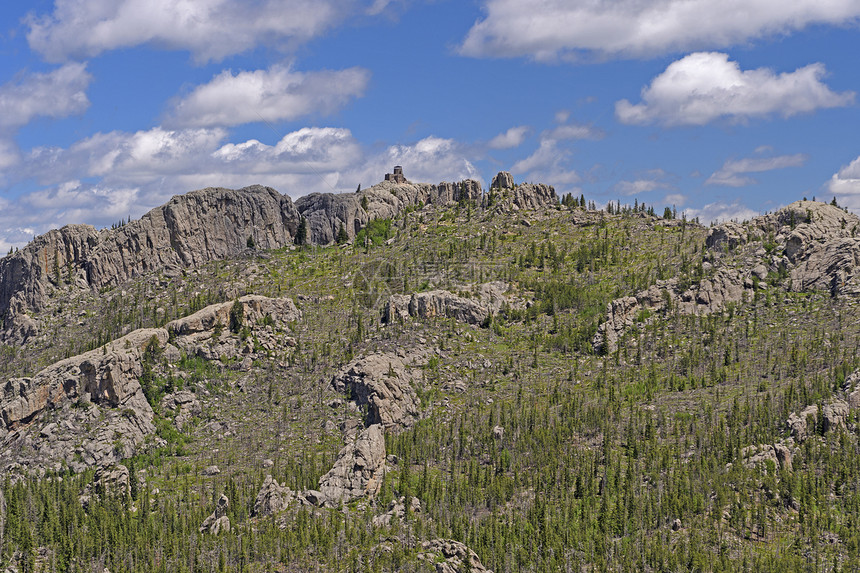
[0,186,299,343]
[200,494,231,534]
[253,475,296,518]
[0,295,300,475]
[383,282,511,326]
[296,178,484,245]
[317,423,386,506]
[330,352,420,431]
[787,400,850,441]
[418,539,492,573]
[488,171,557,213]
[372,495,421,527]
[159,391,202,430]
[1,169,560,343]
[596,200,860,353]
[708,200,860,297]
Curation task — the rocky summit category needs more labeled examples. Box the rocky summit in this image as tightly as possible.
[3,172,860,572]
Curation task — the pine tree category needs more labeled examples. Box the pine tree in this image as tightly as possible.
[336,222,349,245]
[295,216,308,246]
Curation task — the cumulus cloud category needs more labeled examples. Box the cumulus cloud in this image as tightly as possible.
[0,62,92,130]
[460,0,860,61]
[706,153,808,187]
[507,119,602,189]
[613,169,674,195]
[166,65,370,128]
[828,156,860,210]
[0,126,486,247]
[357,136,480,187]
[488,126,530,149]
[616,53,854,126]
[27,0,360,63]
[684,200,760,225]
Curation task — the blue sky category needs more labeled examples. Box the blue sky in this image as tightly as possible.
[1,0,859,251]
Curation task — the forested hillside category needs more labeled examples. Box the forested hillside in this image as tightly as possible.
[2,175,860,572]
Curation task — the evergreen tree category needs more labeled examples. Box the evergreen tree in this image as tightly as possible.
[336,222,349,245]
[295,216,308,246]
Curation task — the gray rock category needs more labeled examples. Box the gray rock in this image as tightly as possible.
[296,177,483,245]
[202,465,221,476]
[490,171,515,190]
[253,475,294,517]
[0,186,300,341]
[317,424,386,506]
[0,295,300,475]
[200,494,230,534]
[167,295,301,337]
[706,221,747,250]
[418,539,492,573]
[787,405,819,441]
[787,401,848,441]
[774,442,793,471]
[160,391,202,429]
[383,282,511,326]
[822,400,849,432]
[372,495,421,527]
[331,353,420,431]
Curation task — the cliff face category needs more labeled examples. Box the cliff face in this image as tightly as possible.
[0,172,557,343]
[295,178,485,245]
[0,185,299,342]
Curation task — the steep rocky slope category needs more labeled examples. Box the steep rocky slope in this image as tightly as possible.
[0,295,300,477]
[595,200,860,352]
[0,172,556,345]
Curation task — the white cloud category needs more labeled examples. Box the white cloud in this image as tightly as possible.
[0,138,20,170]
[828,156,860,210]
[663,193,686,206]
[488,126,530,149]
[507,119,602,188]
[684,200,759,225]
[27,0,359,63]
[0,126,488,247]
[544,123,604,141]
[460,0,860,61]
[613,169,674,195]
[358,136,480,187]
[616,53,854,126]
[166,65,370,128]
[706,153,808,187]
[0,63,91,130]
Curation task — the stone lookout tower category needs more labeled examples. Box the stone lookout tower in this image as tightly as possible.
[384,165,407,184]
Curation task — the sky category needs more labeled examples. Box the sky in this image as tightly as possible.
[1,0,859,252]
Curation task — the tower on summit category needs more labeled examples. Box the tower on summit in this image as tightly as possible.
[384,165,407,184]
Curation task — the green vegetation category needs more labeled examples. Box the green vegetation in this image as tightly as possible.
[4,198,860,571]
